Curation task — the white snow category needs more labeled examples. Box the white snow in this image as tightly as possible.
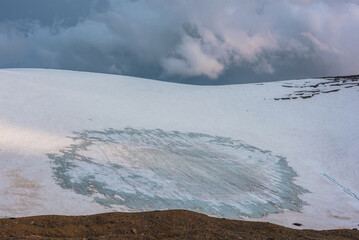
[0,68,358,229]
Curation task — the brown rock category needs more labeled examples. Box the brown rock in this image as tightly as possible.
[0,210,358,239]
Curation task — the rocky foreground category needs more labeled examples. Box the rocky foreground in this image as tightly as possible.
[0,210,358,240]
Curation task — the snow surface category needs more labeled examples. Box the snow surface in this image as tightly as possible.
[0,68,358,229]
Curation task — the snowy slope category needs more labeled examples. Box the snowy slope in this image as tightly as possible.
[0,69,358,230]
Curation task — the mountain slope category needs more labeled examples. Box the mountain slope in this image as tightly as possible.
[0,69,358,229]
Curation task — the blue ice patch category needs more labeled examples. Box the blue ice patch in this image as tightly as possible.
[47,127,308,219]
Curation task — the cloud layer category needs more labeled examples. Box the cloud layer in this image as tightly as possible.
[0,0,358,84]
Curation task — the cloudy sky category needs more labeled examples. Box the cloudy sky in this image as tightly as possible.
[0,0,358,84]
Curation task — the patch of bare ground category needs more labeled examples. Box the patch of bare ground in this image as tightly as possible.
[0,210,358,239]
[275,75,359,100]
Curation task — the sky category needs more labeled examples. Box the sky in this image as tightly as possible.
[0,0,358,84]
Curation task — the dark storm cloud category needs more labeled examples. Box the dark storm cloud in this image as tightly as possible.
[0,0,358,84]
[0,0,109,26]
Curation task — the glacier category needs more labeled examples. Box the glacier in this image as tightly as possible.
[0,69,358,229]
